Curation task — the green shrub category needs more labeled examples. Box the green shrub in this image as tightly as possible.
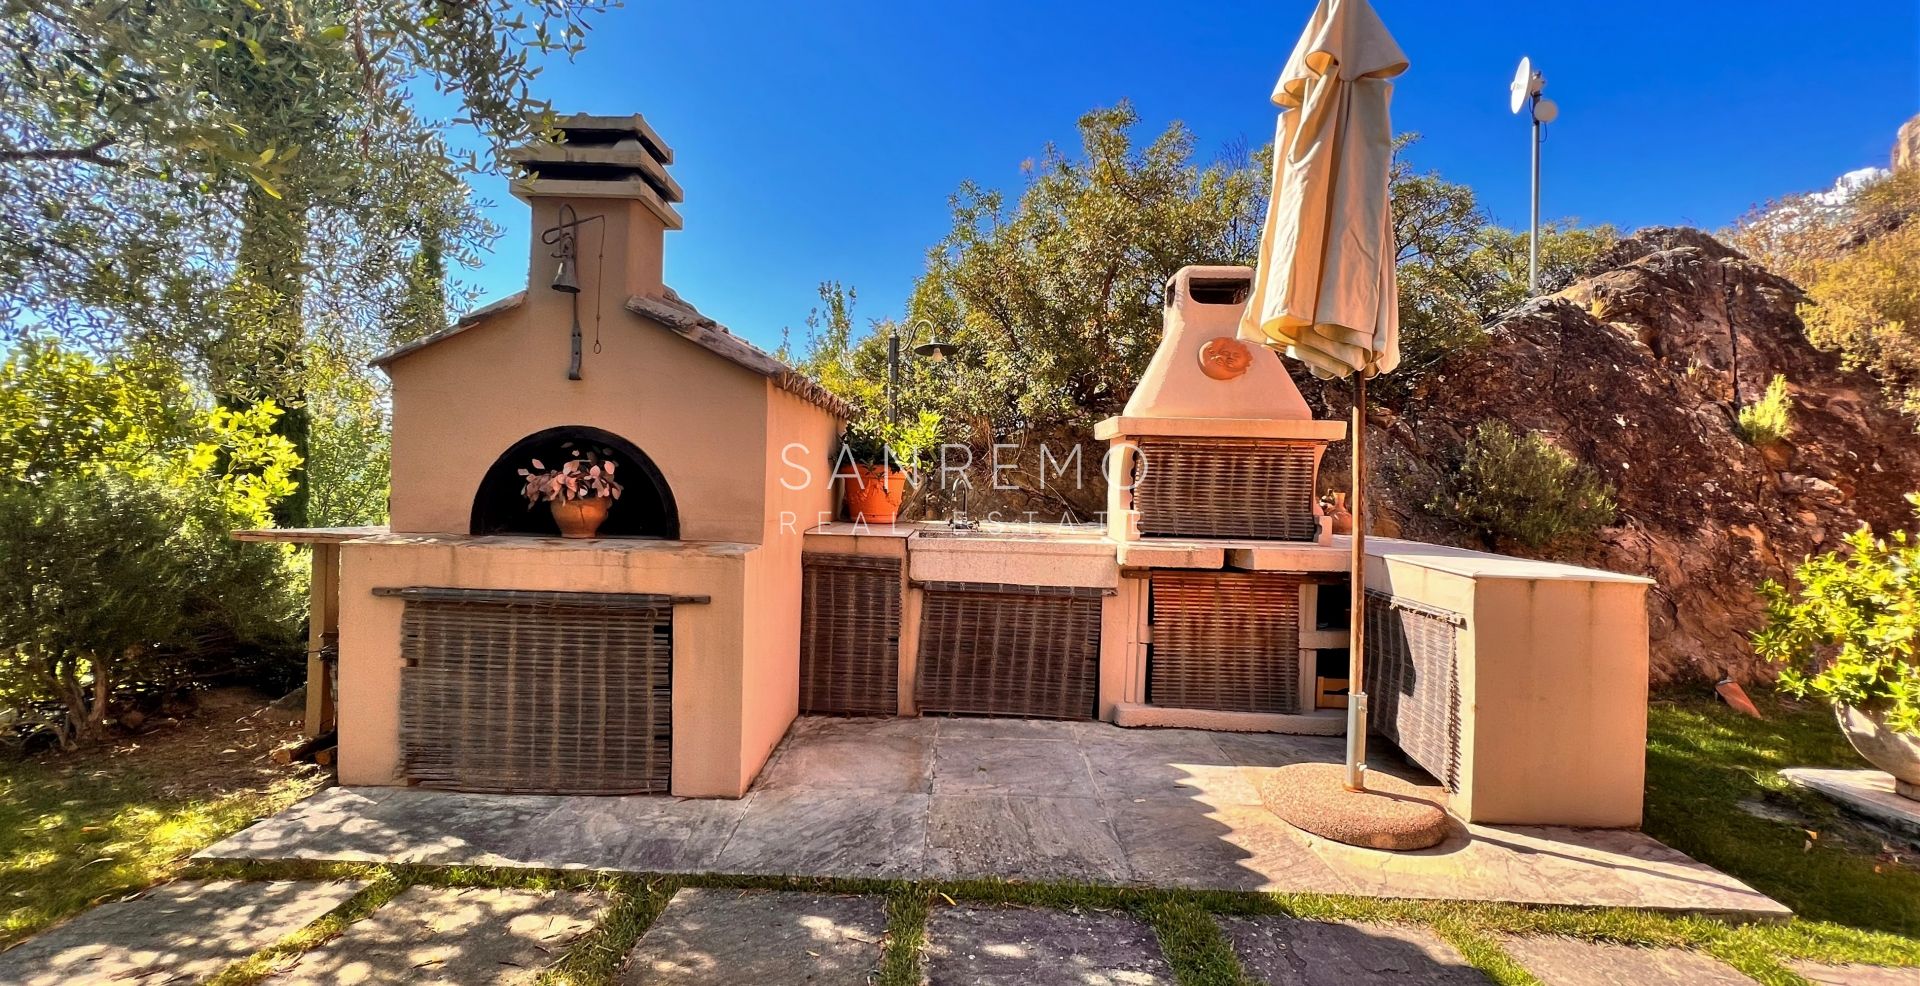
[1426,420,1617,549]
[0,343,303,744]
[1754,494,1920,734]
[1736,374,1794,445]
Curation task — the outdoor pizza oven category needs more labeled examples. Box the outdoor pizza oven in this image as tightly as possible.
[326,112,845,800]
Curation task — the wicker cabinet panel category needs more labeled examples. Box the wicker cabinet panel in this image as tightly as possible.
[1148,571,1302,714]
[915,583,1101,720]
[1132,437,1320,541]
[800,553,901,715]
[398,594,672,794]
[1364,591,1462,791]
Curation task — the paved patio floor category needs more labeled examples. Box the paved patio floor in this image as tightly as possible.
[198,716,1789,919]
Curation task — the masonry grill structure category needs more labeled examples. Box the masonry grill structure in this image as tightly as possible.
[1097,266,1352,725]
[245,110,1653,831]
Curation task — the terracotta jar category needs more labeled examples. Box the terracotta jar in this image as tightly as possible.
[550,495,613,538]
[1327,492,1355,535]
[844,464,908,524]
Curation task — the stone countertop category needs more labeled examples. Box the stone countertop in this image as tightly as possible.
[343,532,759,556]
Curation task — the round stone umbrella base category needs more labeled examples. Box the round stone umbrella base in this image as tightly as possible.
[1259,762,1452,851]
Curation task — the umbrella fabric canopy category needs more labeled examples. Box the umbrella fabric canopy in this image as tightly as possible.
[1238,0,1408,380]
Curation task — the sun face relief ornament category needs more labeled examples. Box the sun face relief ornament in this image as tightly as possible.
[1198,337,1253,380]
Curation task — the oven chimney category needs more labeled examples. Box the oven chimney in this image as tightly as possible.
[509,113,683,302]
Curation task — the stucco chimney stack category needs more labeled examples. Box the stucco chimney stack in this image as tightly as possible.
[509,113,683,301]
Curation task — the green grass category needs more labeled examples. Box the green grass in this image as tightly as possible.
[1644,689,1920,937]
[10,688,1920,985]
[0,749,322,948]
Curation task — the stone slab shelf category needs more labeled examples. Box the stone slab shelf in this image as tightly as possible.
[1782,767,1920,846]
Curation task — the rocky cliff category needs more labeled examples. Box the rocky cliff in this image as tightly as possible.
[1360,227,1920,684]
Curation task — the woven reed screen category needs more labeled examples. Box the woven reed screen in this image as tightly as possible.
[394,589,673,795]
[1132,437,1320,541]
[1147,570,1303,714]
[915,582,1102,720]
[800,553,901,715]
[1363,590,1463,791]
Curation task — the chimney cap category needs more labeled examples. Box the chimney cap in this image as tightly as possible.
[509,112,684,226]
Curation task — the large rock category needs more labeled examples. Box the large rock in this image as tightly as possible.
[1896,114,1920,172]
[1366,227,1920,684]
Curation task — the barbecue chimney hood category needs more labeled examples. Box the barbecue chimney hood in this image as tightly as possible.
[1097,266,1346,545]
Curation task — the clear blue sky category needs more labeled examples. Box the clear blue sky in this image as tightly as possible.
[444,0,1919,351]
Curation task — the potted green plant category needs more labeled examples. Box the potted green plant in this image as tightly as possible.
[520,444,625,538]
[1754,494,1920,798]
[840,411,941,525]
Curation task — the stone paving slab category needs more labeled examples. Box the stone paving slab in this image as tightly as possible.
[1499,935,1752,986]
[923,905,1174,986]
[1108,799,1351,893]
[0,879,362,986]
[758,716,934,793]
[267,885,605,984]
[928,794,1129,882]
[196,717,1792,918]
[1790,963,1920,985]
[619,888,885,985]
[1783,768,1920,845]
[1222,916,1489,985]
[708,788,928,879]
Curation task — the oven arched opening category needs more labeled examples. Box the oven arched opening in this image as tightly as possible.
[470,425,680,539]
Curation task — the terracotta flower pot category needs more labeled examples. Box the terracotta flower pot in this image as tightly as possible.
[1837,704,1920,800]
[550,495,614,538]
[843,463,907,524]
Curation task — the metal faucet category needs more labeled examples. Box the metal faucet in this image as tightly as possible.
[947,486,978,531]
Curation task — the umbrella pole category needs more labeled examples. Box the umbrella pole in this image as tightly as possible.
[1344,373,1369,792]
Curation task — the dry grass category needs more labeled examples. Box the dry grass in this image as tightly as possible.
[0,688,326,947]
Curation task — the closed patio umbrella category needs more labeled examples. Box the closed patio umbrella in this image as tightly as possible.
[1239,0,1407,793]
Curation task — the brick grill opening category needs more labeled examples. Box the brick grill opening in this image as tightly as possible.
[391,588,674,794]
[1132,437,1319,541]
[1364,590,1463,791]
[1148,570,1303,713]
[800,553,901,715]
[915,582,1102,720]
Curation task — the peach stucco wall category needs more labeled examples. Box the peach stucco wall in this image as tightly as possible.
[336,535,763,797]
[385,200,765,544]
[1365,540,1651,827]
[735,385,845,780]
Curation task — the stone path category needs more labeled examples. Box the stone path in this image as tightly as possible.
[6,880,1920,986]
[268,886,606,984]
[1222,916,1486,985]
[1499,935,1751,986]
[619,889,886,985]
[923,905,1174,986]
[1791,963,1920,985]
[0,879,362,986]
[199,716,1791,918]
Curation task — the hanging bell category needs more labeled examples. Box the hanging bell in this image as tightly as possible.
[552,255,581,294]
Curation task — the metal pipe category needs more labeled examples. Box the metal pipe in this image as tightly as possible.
[1345,372,1369,792]
[1529,113,1541,295]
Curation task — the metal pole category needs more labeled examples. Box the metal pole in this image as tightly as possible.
[886,329,901,427]
[1344,373,1369,792]
[1528,108,1541,296]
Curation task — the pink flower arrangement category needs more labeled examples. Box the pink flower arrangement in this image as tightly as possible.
[519,444,624,505]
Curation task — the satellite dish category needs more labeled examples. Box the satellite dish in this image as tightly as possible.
[1532,97,1559,125]
[1509,56,1532,114]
